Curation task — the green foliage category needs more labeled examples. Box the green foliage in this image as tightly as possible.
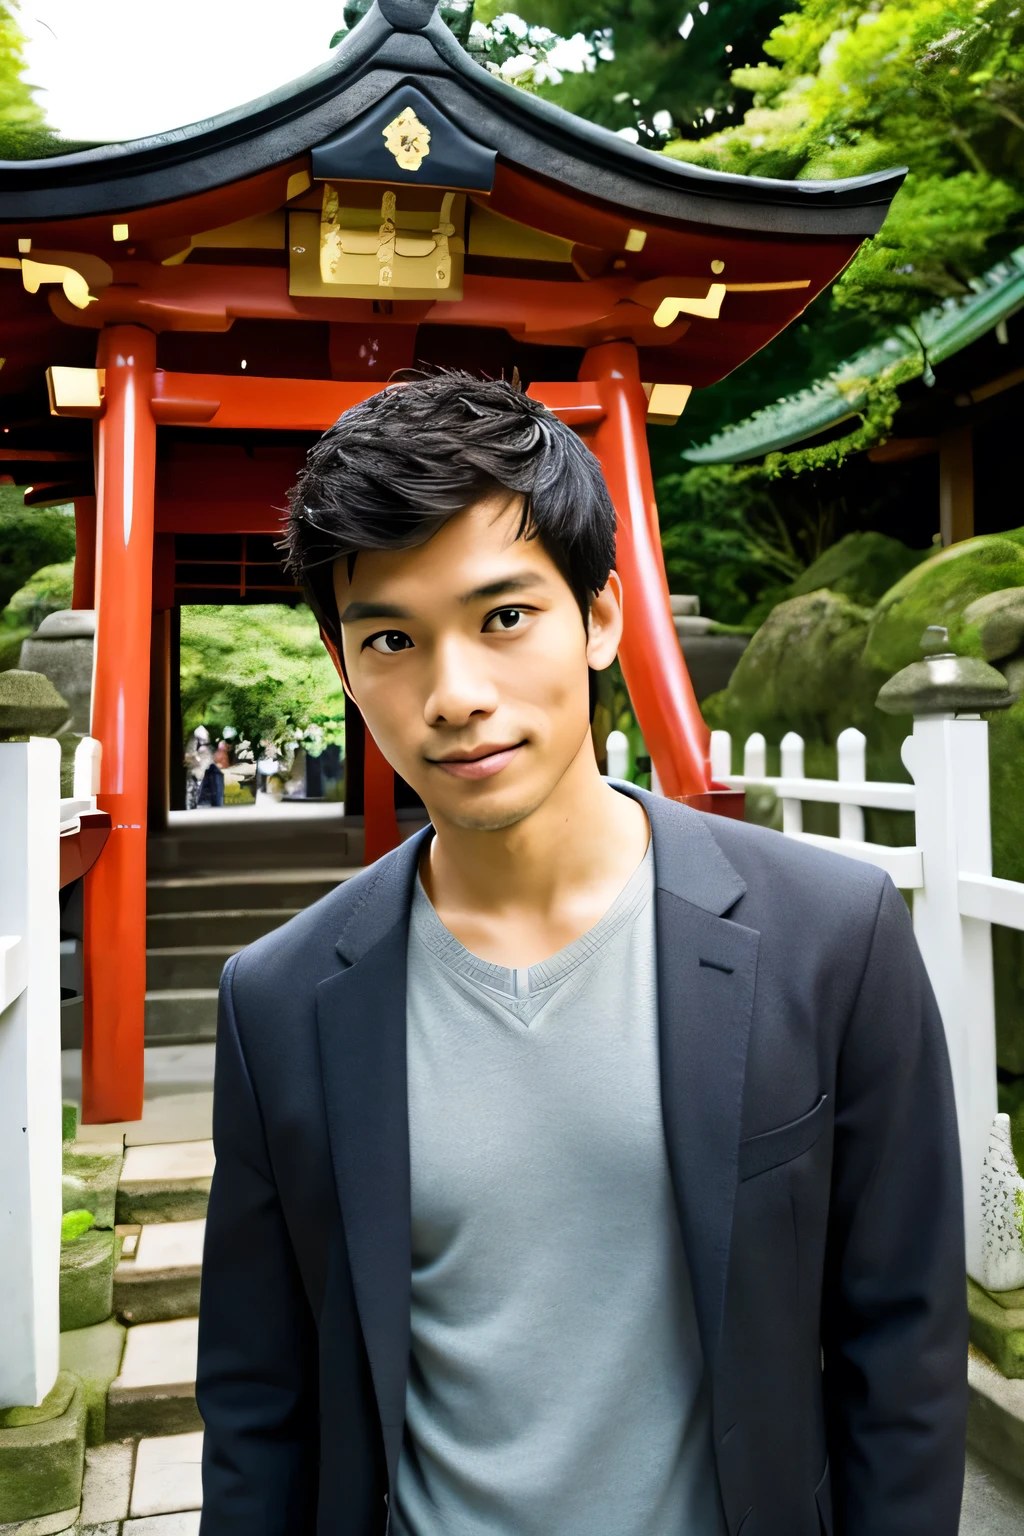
[180,604,345,754]
[0,490,76,612]
[665,0,1024,328]
[0,3,42,131]
[509,0,785,141]
[61,1209,95,1244]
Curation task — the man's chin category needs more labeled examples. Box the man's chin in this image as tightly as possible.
[427,785,548,834]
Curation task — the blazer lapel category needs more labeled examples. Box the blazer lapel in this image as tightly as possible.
[618,788,760,1370]
[316,830,429,1493]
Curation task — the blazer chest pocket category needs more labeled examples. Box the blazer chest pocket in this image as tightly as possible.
[738,1094,828,1181]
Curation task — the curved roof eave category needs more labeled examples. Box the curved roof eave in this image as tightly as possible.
[681,248,1024,466]
[0,0,905,238]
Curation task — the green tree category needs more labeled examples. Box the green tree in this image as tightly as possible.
[665,0,1024,325]
[179,604,345,754]
[0,490,76,612]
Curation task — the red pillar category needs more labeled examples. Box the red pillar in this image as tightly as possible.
[363,729,399,864]
[72,496,96,609]
[82,326,157,1123]
[580,342,710,800]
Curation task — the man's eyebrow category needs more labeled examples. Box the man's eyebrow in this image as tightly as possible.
[338,601,413,624]
[459,574,548,605]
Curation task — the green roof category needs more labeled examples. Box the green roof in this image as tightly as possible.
[682,247,1024,466]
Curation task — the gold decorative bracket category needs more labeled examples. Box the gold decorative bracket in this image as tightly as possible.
[46,366,105,417]
[314,187,464,298]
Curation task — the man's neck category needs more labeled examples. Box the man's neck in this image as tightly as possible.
[419,742,651,969]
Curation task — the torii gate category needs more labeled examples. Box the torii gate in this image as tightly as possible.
[0,0,903,1122]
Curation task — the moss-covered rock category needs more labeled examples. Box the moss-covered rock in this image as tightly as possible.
[964,587,1024,663]
[0,1374,85,1523]
[59,1228,118,1332]
[789,531,930,609]
[62,1140,122,1230]
[865,532,1024,675]
[0,669,70,739]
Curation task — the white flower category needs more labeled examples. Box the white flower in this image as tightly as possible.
[528,25,555,44]
[597,45,615,60]
[704,106,715,123]
[679,13,694,40]
[546,32,595,73]
[469,20,493,42]
[494,11,529,38]
[500,52,537,79]
[616,126,640,143]
[533,60,564,85]
[652,109,673,135]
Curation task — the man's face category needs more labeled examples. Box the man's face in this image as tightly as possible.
[334,493,622,832]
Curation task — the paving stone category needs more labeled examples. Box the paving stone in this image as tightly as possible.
[968,1345,1024,1486]
[116,1143,214,1225]
[60,1230,118,1332]
[969,1278,1024,1379]
[122,1513,201,1535]
[72,1096,212,1152]
[130,1433,203,1518]
[106,1320,200,1440]
[114,1222,204,1326]
[960,1446,1024,1532]
[59,1318,126,1447]
[0,1377,85,1524]
[80,1440,134,1525]
[62,1143,123,1230]
[0,1506,81,1534]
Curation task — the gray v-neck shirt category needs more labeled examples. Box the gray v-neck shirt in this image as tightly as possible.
[394,843,726,1536]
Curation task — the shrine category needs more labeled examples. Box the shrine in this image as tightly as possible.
[0,0,903,1122]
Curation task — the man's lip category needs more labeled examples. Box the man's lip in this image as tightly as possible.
[429,742,525,780]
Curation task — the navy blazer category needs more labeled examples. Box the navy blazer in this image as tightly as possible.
[197,788,968,1536]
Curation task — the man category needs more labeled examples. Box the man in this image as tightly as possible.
[197,374,967,1536]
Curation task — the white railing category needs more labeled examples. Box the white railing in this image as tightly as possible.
[712,715,1024,1286]
[0,733,102,1409]
[0,738,62,1408]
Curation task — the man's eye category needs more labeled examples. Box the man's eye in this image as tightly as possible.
[483,608,523,632]
[367,631,413,654]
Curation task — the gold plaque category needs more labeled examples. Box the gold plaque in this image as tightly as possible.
[383,107,431,171]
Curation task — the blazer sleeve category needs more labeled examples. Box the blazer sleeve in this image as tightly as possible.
[821,877,969,1535]
[197,952,319,1534]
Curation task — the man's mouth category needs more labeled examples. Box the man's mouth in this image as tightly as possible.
[429,742,526,780]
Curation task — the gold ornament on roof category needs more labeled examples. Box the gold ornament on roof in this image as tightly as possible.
[383,107,431,171]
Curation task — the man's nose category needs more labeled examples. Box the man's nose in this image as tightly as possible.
[424,635,499,727]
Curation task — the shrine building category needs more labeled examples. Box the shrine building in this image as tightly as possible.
[0,0,903,1121]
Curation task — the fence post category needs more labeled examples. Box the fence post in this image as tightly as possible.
[709,729,732,781]
[0,739,62,1407]
[837,727,866,843]
[605,730,629,781]
[743,732,766,779]
[901,715,997,1279]
[779,731,804,835]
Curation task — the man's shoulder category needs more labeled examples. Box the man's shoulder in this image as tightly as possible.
[227,833,423,1015]
[648,795,890,940]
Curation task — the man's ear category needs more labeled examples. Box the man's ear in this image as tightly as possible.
[585,572,624,672]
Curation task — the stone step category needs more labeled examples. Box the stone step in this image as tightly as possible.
[146,947,240,991]
[144,990,219,1046]
[146,909,300,948]
[106,1317,201,1440]
[146,869,351,914]
[115,1220,205,1325]
[81,1430,206,1529]
[116,1142,214,1226]
[968,1345,1024,1489]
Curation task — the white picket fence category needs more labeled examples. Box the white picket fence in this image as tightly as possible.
[0,735,101,1409]
[711,715,1024,1284]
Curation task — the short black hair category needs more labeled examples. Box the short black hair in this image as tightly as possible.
[283,371,616,648]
